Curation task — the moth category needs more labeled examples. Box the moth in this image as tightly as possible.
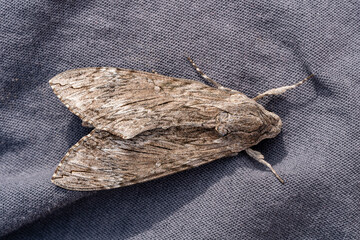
[49,57,313,191]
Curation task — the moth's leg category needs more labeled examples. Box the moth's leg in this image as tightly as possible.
[187,56,224,89]
[253,74,314,101]
[151,70,158,74]
[245,148,285,184]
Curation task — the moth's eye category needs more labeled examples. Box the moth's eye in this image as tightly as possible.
[215,125,229,136]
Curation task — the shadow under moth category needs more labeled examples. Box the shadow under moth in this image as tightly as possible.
[49,57,313,191]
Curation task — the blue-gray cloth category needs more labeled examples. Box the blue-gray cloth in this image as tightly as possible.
[1,1,359,239]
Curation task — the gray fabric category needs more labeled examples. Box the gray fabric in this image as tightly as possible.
[1,0,359,239]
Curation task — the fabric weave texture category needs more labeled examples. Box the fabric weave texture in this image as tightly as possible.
[1,1,359,239]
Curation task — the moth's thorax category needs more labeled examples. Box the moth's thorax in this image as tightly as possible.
[216,98,282,146]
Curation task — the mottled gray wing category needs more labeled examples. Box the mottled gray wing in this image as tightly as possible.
[49,68,247,139]
[51,127,253,191]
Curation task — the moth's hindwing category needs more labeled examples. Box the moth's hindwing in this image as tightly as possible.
[51,127,248,191]
[49,67,249,139]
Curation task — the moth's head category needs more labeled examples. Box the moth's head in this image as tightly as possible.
[215,99,282,145]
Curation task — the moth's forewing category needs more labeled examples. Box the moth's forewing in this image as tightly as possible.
[52,127,243,191]
[49,68,247,139]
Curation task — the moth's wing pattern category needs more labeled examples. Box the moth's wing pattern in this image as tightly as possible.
[51,127,250,191]
[49,68,246,139]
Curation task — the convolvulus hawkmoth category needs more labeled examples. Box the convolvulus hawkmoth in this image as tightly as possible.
[49,57,313,191]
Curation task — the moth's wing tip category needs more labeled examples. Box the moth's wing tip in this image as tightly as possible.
[48,75,57,89]
[51,168,77,190]
[51,179,116,192]
[48,68,85,87]
[50,174,87,191]
[48,70,66,86]
[50,168,119,191]
[48,70,71,94]
[51,175,69,190]
[51,171,67,188]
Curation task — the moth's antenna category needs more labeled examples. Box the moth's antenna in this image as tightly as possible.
[253,74,314,101]
[186,56,223,89]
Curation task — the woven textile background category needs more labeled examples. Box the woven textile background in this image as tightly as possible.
[1,1,359,239]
